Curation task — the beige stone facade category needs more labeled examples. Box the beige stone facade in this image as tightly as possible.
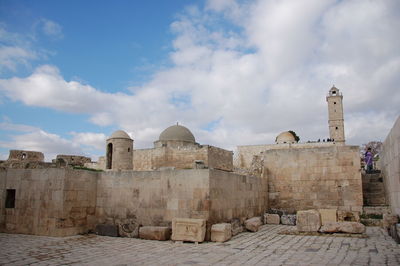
[380,116,400,216]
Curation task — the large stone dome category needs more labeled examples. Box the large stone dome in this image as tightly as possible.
[159,124,195,143]
[276,131,296,144]
[108,130,131,140]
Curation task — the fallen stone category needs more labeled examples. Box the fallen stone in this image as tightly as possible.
[95,224,119,237]
[337,210,360,222]
[297,210,321,232]
[318,209,337,225]
[281,214,296,226]
[265,213,280,225]
[171,218,206,242]
[230,218,243,236]
[211,223,232,242]
[245,217,262,232]
[383,214,399,229]
[319,222,365,234]
[139,226,171,241]
[118,222,139,238]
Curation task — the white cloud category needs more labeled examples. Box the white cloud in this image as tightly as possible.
[40,19,63,39]
[0,0,399,153]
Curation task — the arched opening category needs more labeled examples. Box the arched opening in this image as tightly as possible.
[106,143,113,169]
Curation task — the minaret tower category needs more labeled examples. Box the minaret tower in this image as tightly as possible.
[326,86,345,144]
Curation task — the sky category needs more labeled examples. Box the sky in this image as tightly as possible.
[0,0,399,161]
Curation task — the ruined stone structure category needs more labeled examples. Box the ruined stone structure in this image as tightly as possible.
[0,86,396,240]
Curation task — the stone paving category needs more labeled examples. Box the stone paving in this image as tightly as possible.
[1,225,399,265]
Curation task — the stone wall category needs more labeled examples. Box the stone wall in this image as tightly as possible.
[0,168,97,236]
[236,142,337,169]
[263,145,363,212]
[133,145,233,171]
[54,155,91,167]
[208,170,268,223]
[7,150,44,162]
[380,116,400,216]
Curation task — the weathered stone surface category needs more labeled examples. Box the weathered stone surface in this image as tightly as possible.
[319,209,337,225]
[297,210,321,232]
[245,217,262,232]
[265,213,280,225]
[139,226,171,241]
[171,218,206,242]
[319,222,365,234]
[337,210,360,222]
[281,214,296,225]
[383,214,399,229]
[118,221,139,238]
[211,223,232,242]
[230,218,243,236]
[95,224,119,237]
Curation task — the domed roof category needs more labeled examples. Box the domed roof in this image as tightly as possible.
[276,131,296,144]
[159,124,195,143]
[109,130,131,140]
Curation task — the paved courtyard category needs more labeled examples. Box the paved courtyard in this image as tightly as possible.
[1,225,399,266]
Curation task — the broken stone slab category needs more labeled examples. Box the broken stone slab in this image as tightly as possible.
[139,226,171,241]
[244,217,262,232]
[383,214,399,229]
[230,218,243,236]
[281,214,296,226]
[319,222,365,234]
[95,224,119,237]
[264,213,280,224]
[171,218,206,243]
[211,223,232,242]
[297,210,321,232]
[118,221,139,238]
[318,209,337,225]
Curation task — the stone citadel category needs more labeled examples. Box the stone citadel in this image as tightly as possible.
[1,86,399,242]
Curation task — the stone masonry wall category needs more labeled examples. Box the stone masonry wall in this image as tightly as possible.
[380,116,400,216]
[263,145,363,212]
[208,146,233,171]
[133,147,209,171]
[236,142,337,169]
[0,168,97,236]
[208,170,268,224]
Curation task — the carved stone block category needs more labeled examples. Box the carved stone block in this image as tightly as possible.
[318,209,337,225]
[297,210,321,232]
[171,218,206,242]
[211,223,232,242]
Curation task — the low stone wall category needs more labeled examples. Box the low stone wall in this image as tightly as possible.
[0,168,97,236]
[263,145,363,212]
[380,116,400,216]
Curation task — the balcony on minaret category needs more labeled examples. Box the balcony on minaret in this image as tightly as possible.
[327,85,343,97]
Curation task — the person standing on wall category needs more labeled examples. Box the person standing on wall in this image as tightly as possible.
[365,147,373,173]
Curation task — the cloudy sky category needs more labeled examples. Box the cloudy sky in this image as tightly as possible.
[0,0,399,161]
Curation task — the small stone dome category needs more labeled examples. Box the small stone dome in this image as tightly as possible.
[276,131,296,144]
[108,130,131,140]
[159,124,195,143]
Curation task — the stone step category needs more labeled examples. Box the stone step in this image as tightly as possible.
[363,206,390,214]
[364,197,387,206]
[363,187,385,194]
[361,218,383,227]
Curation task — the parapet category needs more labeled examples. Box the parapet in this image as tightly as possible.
[7,150,44,162]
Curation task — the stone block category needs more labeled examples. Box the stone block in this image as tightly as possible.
[95,224,118,237]
[318,209,337,225]
[244,217,262,232]
[319,222,365,234]
[118,222,139,238]
[296,210,321,232]
[264,213,280,224]
[230,218,243,236]
[383,214,399,229]
[281,214,296,226]
[337,210,360,222]
[171,218,206,243]
[139,226,171,241]
[211,223,232,242]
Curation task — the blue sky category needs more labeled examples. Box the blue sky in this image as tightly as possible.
[0,0,399,161]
